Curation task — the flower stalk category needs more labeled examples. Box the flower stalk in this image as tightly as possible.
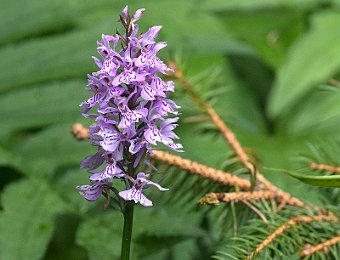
[121,201,134,260]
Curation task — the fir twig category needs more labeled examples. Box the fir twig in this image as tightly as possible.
[168,61,256,176]
[199,191,278,205]
[308,162,340,174]
[300,235,340,257]
[152,150,251,190]
[205,103,309,209]
[246,214,338,259]
[205,105,256,176]
[168,62,309,210]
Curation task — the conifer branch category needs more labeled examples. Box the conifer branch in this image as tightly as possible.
[152,150,251,190]
[205,105,256,176]
[200,192,271,222]
[308,162,340,174]
[246,214,338,259]
[300,235,340,257]
[168,62,309,210]
[199,191,278,205]
[199,191,310,213]
[204,105,310,209]
[168,61,256,175]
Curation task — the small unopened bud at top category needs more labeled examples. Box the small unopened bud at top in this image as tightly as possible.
[133,8,145,22]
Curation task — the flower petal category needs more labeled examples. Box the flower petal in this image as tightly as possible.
[76,181,111,201]
[119,188,153,207]
[141,86,158,100]
[80,150,105,170]
[144,127,163,145]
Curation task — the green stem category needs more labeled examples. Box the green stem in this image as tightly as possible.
[121,201,134,260]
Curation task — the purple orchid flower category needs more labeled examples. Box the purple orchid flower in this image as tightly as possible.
[76,180,112,201]
[90,163,125,181]
[119,172,168,206]
[77,6,182,206]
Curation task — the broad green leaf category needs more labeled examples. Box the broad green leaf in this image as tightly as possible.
[128,0,251,55]
[14,124,90,177]
[217,9,304,68]
[268,12,340,117]
[0,0,113,45]
[0,80,87,137]
[0,0,75,45]
[267,167,340,188]
[76,212,122,260]
[0,179,67,260]
[0,144,27,174]
[133,207,204,237]
[282,88,340,133]
[0,144,18,167]
[54,169,99,214]
[133,207,206,259]
[76,206,206,260]
[0,1,249,94]
[0,29,97,93]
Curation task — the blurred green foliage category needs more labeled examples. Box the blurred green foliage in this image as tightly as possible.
[1,0,340,259]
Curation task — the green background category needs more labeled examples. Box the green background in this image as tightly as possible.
[1,0,340,259]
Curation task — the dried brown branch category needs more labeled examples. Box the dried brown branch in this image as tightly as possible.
[199,191,309,217]
[200,191,270,222]
[169,61,309,209]
[152,150,251,190]
[205,106,256,176]
[246,214,338,259]
[206,105,311,208]
[199,191,277,204]
[71,123,89,140]
[168,61,255,175]
[309,162,340,174]
[300,235,340,257]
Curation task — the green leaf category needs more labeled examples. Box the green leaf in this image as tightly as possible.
[0,0,113,45]
[217,9,304,68]
[0,179,67,260]
[0,0,250,94]
[133,207,206,259]
[76,206,207,260]
[0,29,96,93]
[54,169,99,214]
[0,80,87,137]
[0,144,19,167]
[76,212,122,260]
[268,12,340,117]
[267,167,340,188]
[14,124,90,177]
[282,88,340,134]
[128,0,251,55]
